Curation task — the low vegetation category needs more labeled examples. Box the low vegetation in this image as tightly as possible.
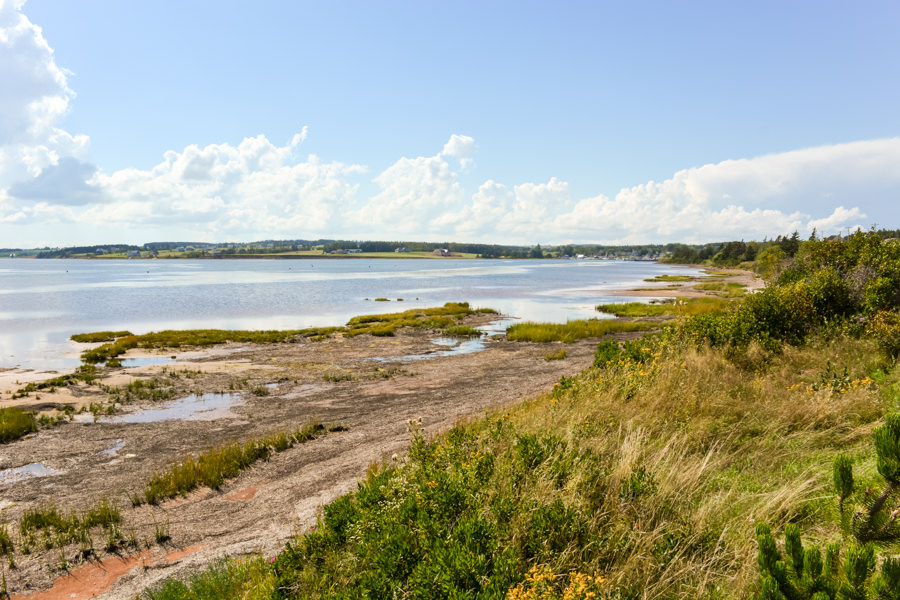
[138,422,328,506]
[597,297,731,317]
[139,231,900,599]
[72,303,495,365]
[643,274,696,282]
[0,422,337,572]
[0,407,37,443]
[505,318,654,343]
[345,302,495,338]
[11,364,98,398]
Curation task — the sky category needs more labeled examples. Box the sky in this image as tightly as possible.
[1,0,898,248]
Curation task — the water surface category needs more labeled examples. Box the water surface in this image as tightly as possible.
[0,258,702,370]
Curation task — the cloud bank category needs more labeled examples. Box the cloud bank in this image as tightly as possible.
[1,1,897,245]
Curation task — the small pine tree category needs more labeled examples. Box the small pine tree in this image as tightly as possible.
[834,414,900,544]
[755,413,900,599]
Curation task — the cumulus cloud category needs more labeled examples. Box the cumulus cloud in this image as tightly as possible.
[1,0,896,245]
[8,157,102,205]
[82,131,364,236]
[0,0,89,189]
[441,134,477,169]
[348,136,470,233]
[549,139,899,243]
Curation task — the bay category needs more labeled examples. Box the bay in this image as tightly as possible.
[0,258,703,370]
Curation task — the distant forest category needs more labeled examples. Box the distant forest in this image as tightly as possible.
[14,228,900,262]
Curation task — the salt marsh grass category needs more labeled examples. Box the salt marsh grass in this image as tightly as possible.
[0,407,36,443]
[597,297,731,317]
[140,422,327,505]
[506,319,653,342]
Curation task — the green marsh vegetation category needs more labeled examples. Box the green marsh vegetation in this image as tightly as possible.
[139,232,900,599]
[137,422,328,506]
[505,318,654,343]
[72,303,492,364]
[0,407,37,443]
[597,297,732,318]
[11,364,98,398]
[643,274,696,282]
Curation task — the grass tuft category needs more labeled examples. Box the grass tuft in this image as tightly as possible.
[0,407,37,443]
[140,422,327,505]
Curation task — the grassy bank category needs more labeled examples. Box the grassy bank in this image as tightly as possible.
[138,232,900,599]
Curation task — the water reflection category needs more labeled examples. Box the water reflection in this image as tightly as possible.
[0,462,58,485]
[103,392,244,423]
[0,259,705,370]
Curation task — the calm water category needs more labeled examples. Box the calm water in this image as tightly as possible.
[0,258,703,370]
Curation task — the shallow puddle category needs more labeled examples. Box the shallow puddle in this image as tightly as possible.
[121,356,175,367]
[371,320,512,363]
[0,462,58,485]
[103,392,244,423]
[100,440,125,455]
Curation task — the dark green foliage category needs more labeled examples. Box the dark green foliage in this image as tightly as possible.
[619,465,657,502]
[755,524,884,600]
[874,414,900,484]
[678,234,900,360]
[834,454,854,512]
[835,414,900,544]
[268,421,613,599]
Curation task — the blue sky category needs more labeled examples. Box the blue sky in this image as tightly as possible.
[1,0,898,247]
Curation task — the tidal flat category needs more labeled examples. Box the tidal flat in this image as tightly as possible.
[0,308,655,598]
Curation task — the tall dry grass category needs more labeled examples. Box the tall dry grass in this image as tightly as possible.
[508,333,893,597]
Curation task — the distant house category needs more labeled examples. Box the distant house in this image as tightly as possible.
[347,249,363,253]
[395,247,410,253]
[433,248,450,257]
[127,250,141,257]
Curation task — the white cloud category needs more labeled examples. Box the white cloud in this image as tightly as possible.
[0,0,89,188]
[83,132,364,237]
[548,139,899,243]
[348,136,469,234]
[441,134,477,169]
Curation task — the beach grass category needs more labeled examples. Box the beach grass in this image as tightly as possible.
[506,318,655,342]
[142,556,276,600]
[544,347,567,361]
[70,331,133,343]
